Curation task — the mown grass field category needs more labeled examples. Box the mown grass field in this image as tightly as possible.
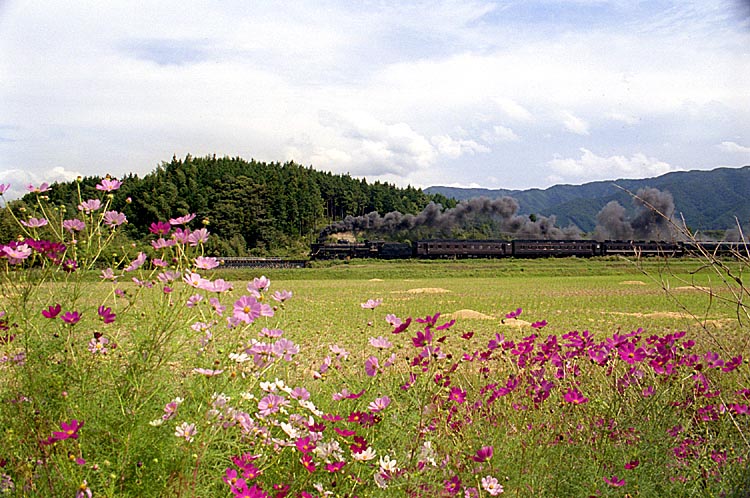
[219,257,747,355]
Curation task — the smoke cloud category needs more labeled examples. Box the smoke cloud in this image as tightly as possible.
[319,196,582,240]
[593,187,677,241]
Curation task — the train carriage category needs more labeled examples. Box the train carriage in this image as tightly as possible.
[511,239,599,258]
[415,240,511,258]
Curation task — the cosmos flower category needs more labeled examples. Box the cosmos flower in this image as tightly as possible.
[563,387,589,405]
[103,211,127,227]
[63,219,86,232]
[77,199,101,213]
[20,217,48,228]
[195,256,220,270]
[169,213,196,225]
[603,475,625,487]
[96,178,122,192]
[53,419,84,441]
[361,298,382,309]
[97,305,116,324]
[61,311,82,325]
[471,446,494,463]
[481,476,504,495]
[368,336,392,349]
[3,244,32,262]
[42,304,62,320]
[174,422,197,442]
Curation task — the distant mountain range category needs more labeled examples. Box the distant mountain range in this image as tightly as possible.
[425,165,750,233]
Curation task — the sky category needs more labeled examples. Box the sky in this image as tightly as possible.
[1,0,749,200]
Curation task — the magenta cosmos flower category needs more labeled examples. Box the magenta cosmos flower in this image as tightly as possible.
[97,305,116,324]
[448,387,467,404]
[53,419,84,441]
[42,304,62,319]
[471,445,494,462]
[563,387,589,405]
[61,311,82,325]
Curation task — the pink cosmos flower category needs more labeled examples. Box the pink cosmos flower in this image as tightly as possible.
[333,388,365,401]
[249,276,271,292]
[195,256,220,270]
[481,476,504,495]
[205,278,233,293]
[77,199,101,212]
[271,290,293,302]
[193,368,223,376]
[27,182,51,193]
[3,244,32,262]
[369,336,392,349]
[63,219,86,232]
[361,299,382,309]
[151,238,175,250]
[172,227,190,244]
[385,314,403,327]
[0,183,10,194]
[96,178,122,192]
[124,252,147,272]
[368,396,391,412]
[234,296,262,324]
[20,217,48,228]
[187,228,209,246]
[174,422,197,442]
[364,356,380,377]
[100,268,116,280]
[257,393,288,417]
[103,211,127,227]
[169,213,196,225]
[87,336,109,354]
[184,271,209,289]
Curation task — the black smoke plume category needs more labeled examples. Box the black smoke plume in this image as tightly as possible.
[319,196,582,240]
[593,188,677,241]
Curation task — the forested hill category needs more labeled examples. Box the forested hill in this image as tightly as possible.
[4,155,455,256]
[426,166,750,232]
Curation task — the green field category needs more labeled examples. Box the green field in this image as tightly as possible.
[3,255,748,497]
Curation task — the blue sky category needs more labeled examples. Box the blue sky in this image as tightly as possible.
[0,0,748,199]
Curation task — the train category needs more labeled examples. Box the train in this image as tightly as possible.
[309,238,744,260]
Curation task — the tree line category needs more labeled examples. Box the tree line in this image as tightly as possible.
[1,155,456,257]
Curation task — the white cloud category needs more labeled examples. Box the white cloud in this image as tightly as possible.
[491,97,534,122]
[431,135,490,158]
[718,141,750,155]
[548,148,678,183]
[560,111,590,135]
[481,125,520,143]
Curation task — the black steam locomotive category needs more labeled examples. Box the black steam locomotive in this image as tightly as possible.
[309,239,742,260]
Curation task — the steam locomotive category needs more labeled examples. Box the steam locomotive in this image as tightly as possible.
[309,239,743,260]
